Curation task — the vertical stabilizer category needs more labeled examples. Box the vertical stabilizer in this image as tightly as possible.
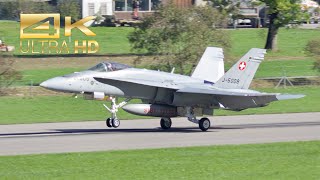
[191,47,224,83]
[215,48,266,89]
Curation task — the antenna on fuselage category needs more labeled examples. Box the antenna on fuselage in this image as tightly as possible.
[171,67,175,74]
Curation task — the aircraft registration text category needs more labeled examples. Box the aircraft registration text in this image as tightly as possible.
[221,78,240,84]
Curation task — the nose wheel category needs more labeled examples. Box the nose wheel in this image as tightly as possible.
[111,118,120,128]
[106,118,120,128]
[106,118,112,127]
[103,97,131,128]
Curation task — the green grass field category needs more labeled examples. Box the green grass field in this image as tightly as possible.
[19,67,83,86]
[1,20,319,57]
[0,86,318,124]
[0,141,319,179]
[229,28,320,57]
[254,58,319,78]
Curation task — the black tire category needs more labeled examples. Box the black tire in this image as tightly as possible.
[160,118,172,129]
[111,118,120,128]
[199,118,210,131]
[106,118,112,128]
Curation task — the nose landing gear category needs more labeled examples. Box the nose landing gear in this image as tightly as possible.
[104,97,131,128]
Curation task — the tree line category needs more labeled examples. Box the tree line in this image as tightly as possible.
[129,0,311,73]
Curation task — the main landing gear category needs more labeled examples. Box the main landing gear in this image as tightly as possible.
[186,107,211,131]
[159,107,211,131]
[198,118,211,131]
[103,97,131,128]
[160,117,172,129]
[159,116,211,131]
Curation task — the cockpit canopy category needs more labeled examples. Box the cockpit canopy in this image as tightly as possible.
[88,62,132,72]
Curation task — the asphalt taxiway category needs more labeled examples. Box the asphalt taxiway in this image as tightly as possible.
[0,112,319,156]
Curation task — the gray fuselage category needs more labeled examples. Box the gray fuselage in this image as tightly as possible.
[41,68,208,104]
[41,64,261,109]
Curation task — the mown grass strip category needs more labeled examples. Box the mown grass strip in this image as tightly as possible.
[0,141,319,179]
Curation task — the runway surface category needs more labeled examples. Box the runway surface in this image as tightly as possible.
[0,112,319,156]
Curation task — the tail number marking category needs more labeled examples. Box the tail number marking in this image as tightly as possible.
[221,78,240,84]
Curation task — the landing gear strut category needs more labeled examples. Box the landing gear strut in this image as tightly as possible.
[186,107,211,131]
[160,117,172,129]
[104,97,131,128]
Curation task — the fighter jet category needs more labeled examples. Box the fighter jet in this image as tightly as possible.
[40,47,304,131]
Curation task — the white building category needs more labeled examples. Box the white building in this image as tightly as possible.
[81,0,113,26]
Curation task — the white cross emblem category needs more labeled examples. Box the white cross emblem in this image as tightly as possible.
[238,61,246,71]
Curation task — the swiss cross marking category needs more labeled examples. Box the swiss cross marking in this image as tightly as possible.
[238,61,246,71]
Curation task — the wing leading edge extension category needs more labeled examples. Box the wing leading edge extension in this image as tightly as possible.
[94,77,180,89]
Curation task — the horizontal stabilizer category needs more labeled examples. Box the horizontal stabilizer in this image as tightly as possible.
[176,85,305,110]
[177,86,276,97]
[276,94,305,100]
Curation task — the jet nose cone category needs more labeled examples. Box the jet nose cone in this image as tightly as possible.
[40,77,66,91]
[39,81,48,88]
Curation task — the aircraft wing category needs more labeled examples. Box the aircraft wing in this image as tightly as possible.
[94,77,180,89]
[177,86,304,99]
[176,86,304,110]
[177,87,276,97]
[94,76,304,110]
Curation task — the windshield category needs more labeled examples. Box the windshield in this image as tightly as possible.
[88,62,132,72]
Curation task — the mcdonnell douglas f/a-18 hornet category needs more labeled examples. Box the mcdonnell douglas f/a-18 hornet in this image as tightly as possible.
[40,47,304,131]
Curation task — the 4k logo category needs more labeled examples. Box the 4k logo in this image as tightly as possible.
[20,14,99,54]
[20,14,96,39]
[20,14,60,39]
